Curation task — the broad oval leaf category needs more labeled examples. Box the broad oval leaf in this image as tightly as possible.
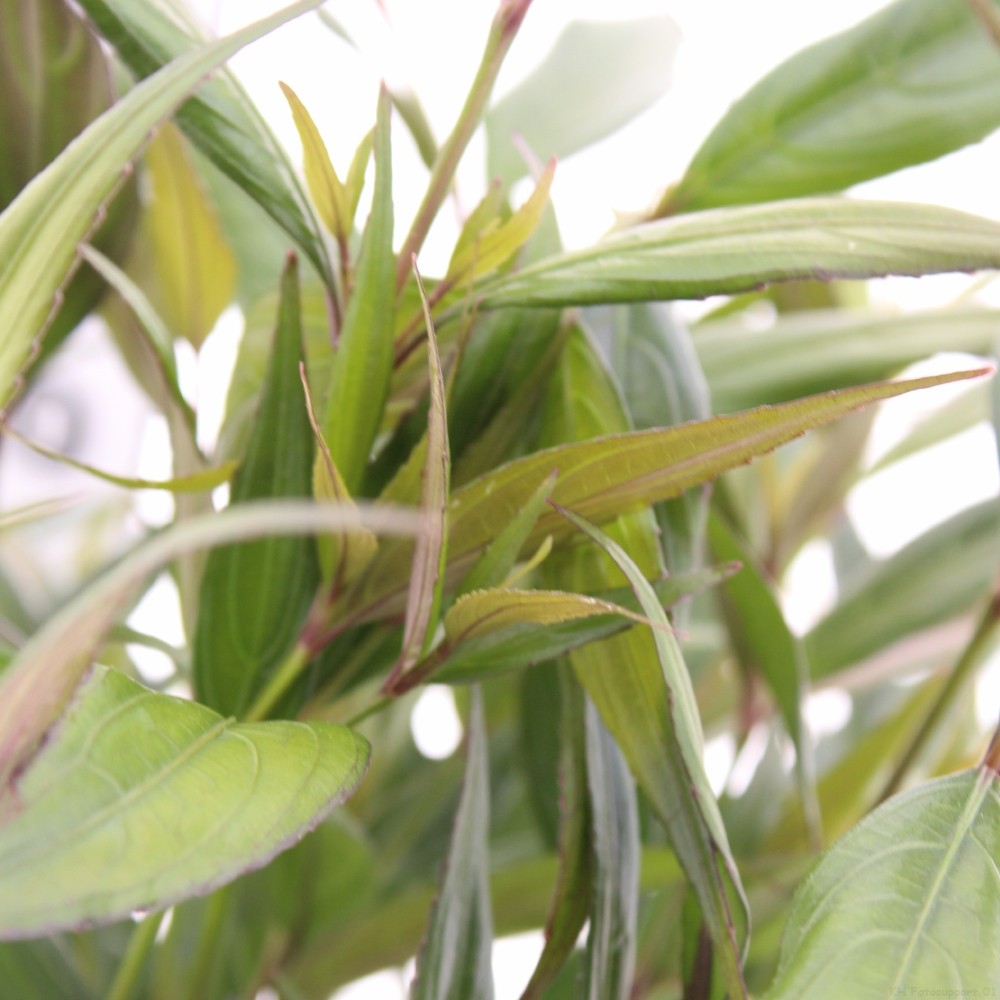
[476,200,1000,309]
[0,0,322,414]
[0,665,369,938]
[660,0,1000,214]
[763,767,1000,998]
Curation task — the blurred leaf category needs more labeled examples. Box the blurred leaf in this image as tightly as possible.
[708,512,819,842]
[446,158,555,286]
[583,699,640,1000]
[0,665,369,938]
[805,499,1000,679]
[661,0,1000,214]
[477,200,1000,309]
[280,82,350,241]
[193,255,319,717]
[0,498,417,796]
[762,768,1000,998]
[0,422,235,494]
[485,16,678,185]
[322,87,395,494]
[557,507,749,998]
[695,306,1000,412]
[411,688,494,1000]
[520,672,591,1000]
[0,0,319,414]
[141,122,236,348]
[0,0,137,361]
[77,0,334,290]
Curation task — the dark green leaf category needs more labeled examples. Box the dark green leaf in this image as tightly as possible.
[193,255,319,717]
[661,0,1000,214]
[412,688,494,1000]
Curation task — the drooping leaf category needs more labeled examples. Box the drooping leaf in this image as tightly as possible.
[76,0,333,289]
[582,699,640,1000]
[0,0,137,360]
[762,767,1000,998]
[411,687,494,1000]
[485,16,679,185]
[192,255,319,718]
[0,499,418,792]
[556,506,749,998]
[660,0,1000,215]
[476,200,1000,309]
[805,499,1000,679]
[322,87,395,494]
[0,422,235,494]
[348,368,989,621]
[0,666,370,938]
[0,0,321,415]
[140,122,237,348]
[695,306,1000,412]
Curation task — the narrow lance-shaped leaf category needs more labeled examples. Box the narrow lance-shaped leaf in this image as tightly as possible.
[762,767,1000,999]
[519,672,592,1000]
[76,0,334,290]
[140,122,237,348]
[322,86,395,494]
[193,254,320,718]
[0,423,236,494]
[0,0,322,414]
[388,266,451,688]
[0,498,418,814]
[659,0,1000,215]
[411,687,494,1000]
[708,512,820,844]
[556,506,749,999]
[349,367,989,620]
[583,698,640,1000]
[0,666,370,938]
[476,200,1000,309]
[485,16,678,185]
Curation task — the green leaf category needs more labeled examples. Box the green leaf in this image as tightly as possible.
[762,768,1000,999]
[193,255,319,718]
[0,0,322,414]
[520,671,592,1000]
[556,507,749,999]
[389,268,450,687]
[76,0,334,290]
[805,499,1000,680]
[412,688,494,1000]
[0,499,418,793]
[0,0,137,359]
[430,568,738,687]
[476,200,1000,309]
[695,306,1000,412]
[349,368,988,622]
[485,16,678,185]
[280,82,350,242]
[0,665,369,938]
[583,699,640,1000]
[661,0,1000,214]
[140,122,237,348]
[322,87,395,494]
[0,422,235,494]
[708,512,819,843]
